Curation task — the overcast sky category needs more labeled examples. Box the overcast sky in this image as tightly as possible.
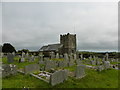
[1,2,118,52]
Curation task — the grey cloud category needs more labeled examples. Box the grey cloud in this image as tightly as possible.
[2,2,118,51]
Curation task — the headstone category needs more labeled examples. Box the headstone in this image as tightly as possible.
[96,60,100,65]
[2,64,17,78]
[39,53,44,61]
[59,55,63,58]
[29,55,35,62]
[103,61,110,70]
[73,53,77,60]
[22,52,25,58]
[50,52,55,59]
[105,53,109,61]
[24,64,40,73]
[80,54,83,60]
[12,52,15,56]
[25,52,29,59]
[76,59,81,65]
[75,65,86,78]
[7,53,14,63]
[56,53,59,59]
[50,70,68,86]
[45,60,56,71]
[21,57,25,62]
[64,53,69,61]
[97,65,104,72]
[90,60,96,65]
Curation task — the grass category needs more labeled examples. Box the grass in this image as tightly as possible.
[2,57,119,88]
[2,56,39,69]
[2,68,118,88]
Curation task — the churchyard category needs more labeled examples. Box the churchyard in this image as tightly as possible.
[0,52,119,88]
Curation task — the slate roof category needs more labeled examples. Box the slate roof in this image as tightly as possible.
[39,44,63,52]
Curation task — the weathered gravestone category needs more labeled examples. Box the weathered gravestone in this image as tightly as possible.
[75,65,86,78]
[2,64,17,78]
[59,55,63,58]
[76,59,82,65]
[7,53,14,63]
[97,65,104,72]
[80,54,83,60]
[24,64,40,74]
[64,53,69,60]
[22,52,25,58]
[21,57,25,62]
[39,53,44,61]
[29,55,35,62]
[50,52,55,59]
[39,60,45,71]
[103,61,110,70]
[45,60,56,71]
[73,53,77,60]
[50,70,68,86]
[96,60,101,65]
[105,53,109,61]
[90,60,96,65]
[56,53,59,59]
[25,52,29,59]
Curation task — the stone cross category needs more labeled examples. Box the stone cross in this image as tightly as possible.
[39,53,44,61]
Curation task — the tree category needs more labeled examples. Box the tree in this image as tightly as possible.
[17,49,29,54]
[2,43,16,53]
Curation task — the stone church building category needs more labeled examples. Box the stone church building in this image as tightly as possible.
[39,33,76,55]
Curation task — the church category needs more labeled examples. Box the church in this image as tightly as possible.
[39,33,76,56]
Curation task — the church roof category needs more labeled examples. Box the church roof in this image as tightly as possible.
[39,43,63,52]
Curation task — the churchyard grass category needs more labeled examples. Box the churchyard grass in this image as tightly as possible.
[2,57,39,69]
[2,56,118,88]
[2,68,118,88]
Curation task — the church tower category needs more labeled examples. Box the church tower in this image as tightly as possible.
[60,33,76,54]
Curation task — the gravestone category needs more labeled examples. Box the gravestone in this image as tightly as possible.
[105,53,109,61]
[64,53,69,61]
[68,60,74,67]
[90,60,96,65]
[97,65,104,72]
[21,57,25,62]
[22,52,25,58]
[50,70,68,86]
[24,64,40,74]
[29,55,35,62]
[7,53,14,63]
[59,55,63,58]
[73,53,77,60]
[2,64,17,78]
[25,52,29,59]
[96,60,100,65]
[76,59,81,65]
[103,61,110,70]
[80,54,83,60]
[39,53,44,61]
[12,52,15,57]
[45,60,56,71]
[56,53,59,59]
[58,61,64,68]
[50,52,55,59]
[75,65,86,78]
